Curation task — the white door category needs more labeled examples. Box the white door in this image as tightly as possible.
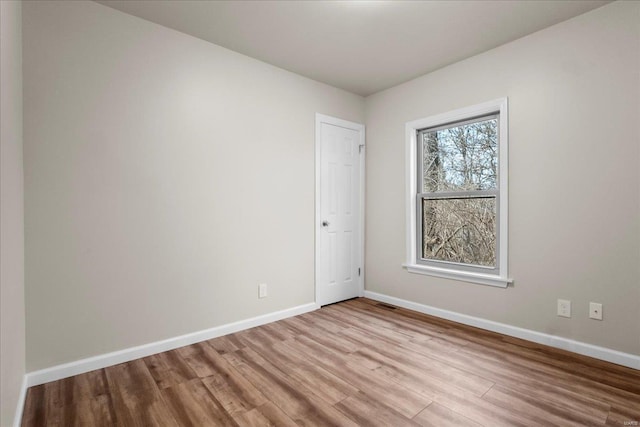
[316,114,364,306]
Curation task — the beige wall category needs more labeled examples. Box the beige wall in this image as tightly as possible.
[23,0,364,371]
[1,0,26,425]
[365,1,640,355]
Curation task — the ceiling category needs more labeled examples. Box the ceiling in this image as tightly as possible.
[96,0,609,97]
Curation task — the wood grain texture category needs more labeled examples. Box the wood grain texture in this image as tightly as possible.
[22,298,640,426]
[414,402,482,427]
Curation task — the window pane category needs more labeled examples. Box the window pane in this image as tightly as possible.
[422,197,496,267]
[422,118,497,192]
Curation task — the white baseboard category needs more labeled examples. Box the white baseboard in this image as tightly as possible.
[26,302,319,387]
[12,375,27,427]
[364,291,640,370]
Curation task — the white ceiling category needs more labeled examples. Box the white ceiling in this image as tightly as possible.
[96,0,609,97]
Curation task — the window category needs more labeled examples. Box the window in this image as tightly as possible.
[405,99,511,287]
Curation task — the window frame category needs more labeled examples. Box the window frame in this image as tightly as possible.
[404,98,511,288]
[416,114,500,275]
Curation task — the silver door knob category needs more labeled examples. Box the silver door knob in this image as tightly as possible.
[322,221,330,227]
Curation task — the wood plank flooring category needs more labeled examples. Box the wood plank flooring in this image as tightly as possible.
[21,298,640,426]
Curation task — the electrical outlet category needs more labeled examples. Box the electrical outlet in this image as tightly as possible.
[258,283,268,299]
[557,299,571,318]
[589,302,603,320]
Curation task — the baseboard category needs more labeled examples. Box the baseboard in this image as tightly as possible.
[26,302,319,387]
[12,375,28,427]
[364,291,640,370]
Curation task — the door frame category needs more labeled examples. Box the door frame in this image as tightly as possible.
[315,113,366,306]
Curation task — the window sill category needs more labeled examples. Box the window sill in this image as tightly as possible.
[403,263,512,288]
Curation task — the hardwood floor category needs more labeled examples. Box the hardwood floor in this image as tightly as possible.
[21,298,640,426]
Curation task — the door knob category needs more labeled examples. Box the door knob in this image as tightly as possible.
[322,221,330,227]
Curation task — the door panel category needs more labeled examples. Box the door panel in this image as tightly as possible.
[317,116,363,306]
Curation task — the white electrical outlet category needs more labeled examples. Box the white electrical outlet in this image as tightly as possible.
[589,302,603,320]
[258,283,268,299]
[557,299,571,318]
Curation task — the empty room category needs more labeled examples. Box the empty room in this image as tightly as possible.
[1,0,639,425]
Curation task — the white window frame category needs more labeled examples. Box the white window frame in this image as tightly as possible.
[404,98,512,288]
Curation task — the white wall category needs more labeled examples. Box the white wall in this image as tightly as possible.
[365,1,640,355]
[0,1,26,425]
[21,0,640,376]
[23,0,364,371]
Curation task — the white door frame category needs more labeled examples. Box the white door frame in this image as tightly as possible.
[315,113,365,305]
